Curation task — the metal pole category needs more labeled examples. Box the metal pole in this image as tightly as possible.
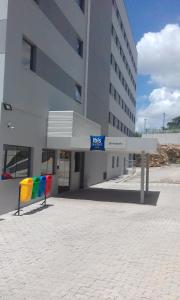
[163,113,166,132]
[18,185,21,216]
[140,151,145,204]
[144,119,147,134]
[45,193,47,206]
[146,154,149,194]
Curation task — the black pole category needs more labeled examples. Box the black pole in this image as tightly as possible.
[18,185,21,216]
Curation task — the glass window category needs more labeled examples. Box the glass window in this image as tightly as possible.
[75,84,82,102]
[76,0,85,12]
[119,69,122,80]
[117,120,120,129]
[117,156,119,167]
[113,116,116,127]
[109,83,112,94]
[74,152,81,172]
[121,123,123,132]
[2,145,31,179]
[22,38,36,72]
[41,149,55,175]
[112,156,115,169]
[109,112,113,125]
[77,38,83,57]
[114,89,116,100]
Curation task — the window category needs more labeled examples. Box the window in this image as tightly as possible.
[113,116,116,127]
[76,0,85,12]
[2,145,31,179]
[77,38,83,57]
[112,156,115,169]
[75,84,82,102]
[117,156,119,168]
[109,83,112,94]
[117,120,120,129]
[22,38,36,72]
[119,69,122,80]
[41,149,55,175]
[74,152,81,172]
[110,53,113,64]
[109,112,113,125]
[121,123,123,132]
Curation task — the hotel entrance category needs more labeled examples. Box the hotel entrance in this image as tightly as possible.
[57,151,71,193]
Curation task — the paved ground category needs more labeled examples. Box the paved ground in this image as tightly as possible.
[1,165,180,299]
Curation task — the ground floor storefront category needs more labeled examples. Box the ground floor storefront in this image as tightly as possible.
[0,111,159,215]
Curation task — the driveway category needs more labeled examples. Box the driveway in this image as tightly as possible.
[0,165,180,299]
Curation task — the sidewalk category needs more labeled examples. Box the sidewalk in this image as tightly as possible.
[0,166,180,299]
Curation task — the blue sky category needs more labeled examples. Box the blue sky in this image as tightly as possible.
[124,0,180,129]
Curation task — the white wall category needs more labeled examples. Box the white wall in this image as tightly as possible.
[0,0,88,214]
[0,0,8,20]
[0,55,5,103]
[84,152,107,187]
[107,152,127,179]
[143,133,180,145]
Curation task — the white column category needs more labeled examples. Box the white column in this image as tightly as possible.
[146,154,149,194]
[140,151,145,204]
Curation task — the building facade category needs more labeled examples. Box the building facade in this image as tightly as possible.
[0,0,137,214]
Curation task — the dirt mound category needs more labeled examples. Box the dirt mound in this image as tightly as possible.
[150,145,180,167]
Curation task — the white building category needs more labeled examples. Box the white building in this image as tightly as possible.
[0,0,138,213]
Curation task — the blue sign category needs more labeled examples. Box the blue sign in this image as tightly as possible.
[90,136,105,151]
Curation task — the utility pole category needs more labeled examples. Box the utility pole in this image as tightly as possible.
[162,113,166,132]
[144,118,147,134]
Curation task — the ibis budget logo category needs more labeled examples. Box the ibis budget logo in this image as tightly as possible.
[90,136,105,151]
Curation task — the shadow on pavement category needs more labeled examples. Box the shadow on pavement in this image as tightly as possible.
[22,204,54,216]
[59,188,160,206]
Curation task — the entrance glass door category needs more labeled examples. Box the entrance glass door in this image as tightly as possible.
[58,151,71,193]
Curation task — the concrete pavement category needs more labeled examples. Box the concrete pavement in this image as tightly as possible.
[0,165,180,299]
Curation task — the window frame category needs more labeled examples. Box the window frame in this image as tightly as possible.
[41,149,56,176]
[77,38,83,57]
[74,152,81,173]
[2,145,31,179]
[112,156,115,169]
[75,83,82,103]
[117,156,119,168]
[22,37,36,72]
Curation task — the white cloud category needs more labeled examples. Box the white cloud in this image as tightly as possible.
[136,24,180,130]
[136,87,180,131]
[137,24,180,89]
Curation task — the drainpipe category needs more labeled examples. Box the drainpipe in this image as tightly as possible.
[83,0,91,118]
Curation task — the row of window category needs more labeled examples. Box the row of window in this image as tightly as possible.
[112,0,137,74]
[111,53,136,106]
[109,83,135,124]
[109,112,134,137]
[2,146,83,180]
[2,146,55,179]
[22,38,82,103]
[33,0,84,59]
[112,156,120,168]
[111,24,136,90]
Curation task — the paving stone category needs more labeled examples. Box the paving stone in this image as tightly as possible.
[1,166,180,299]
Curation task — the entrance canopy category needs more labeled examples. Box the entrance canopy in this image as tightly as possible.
[48,136,159,154]
[47,111,159,154]
[47,111,160,204]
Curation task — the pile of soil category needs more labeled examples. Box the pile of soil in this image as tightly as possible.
[150,145,180,167]
[136,145,180,167]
